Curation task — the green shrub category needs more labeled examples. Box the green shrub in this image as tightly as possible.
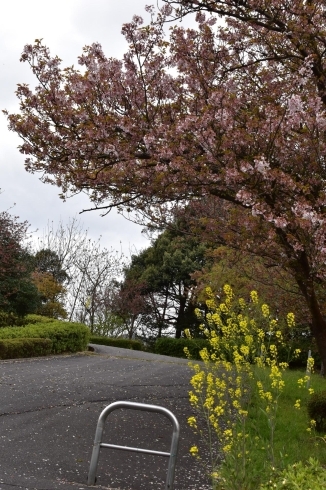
[155,337,210,359]
[90,336,142,350]
[0,338,53,359]
[25,314,57,324]
[307,390,326,432]
[259,458,326,489]
[0,312,60,328]
[0,321,90,354]
[0,311,27,328]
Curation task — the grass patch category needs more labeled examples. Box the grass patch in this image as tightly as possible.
[242,368,326,485]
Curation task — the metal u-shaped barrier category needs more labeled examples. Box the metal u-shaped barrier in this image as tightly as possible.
[87,401,180,490]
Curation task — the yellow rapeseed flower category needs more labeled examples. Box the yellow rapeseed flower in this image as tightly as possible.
[189,392,199,406]
[294,399,301,409]
[184,328,191,339]
[200,348,210,362]
[287,312,295,328]
[269,319,278,330]
[223,444,232,453]
[211,471,219,481]
[238,298,246,310]
[250,290,259,304]
[214,405,224,416]
[187,416,197,428]
[190,445,199,456]
[261,304,270,317]
[307,356,314,372]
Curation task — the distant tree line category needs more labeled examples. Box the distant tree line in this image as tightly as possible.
[1,208,312,341]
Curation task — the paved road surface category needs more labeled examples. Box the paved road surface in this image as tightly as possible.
[0,346,211,490]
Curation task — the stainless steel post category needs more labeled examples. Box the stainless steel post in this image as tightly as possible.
[87,401,180,490]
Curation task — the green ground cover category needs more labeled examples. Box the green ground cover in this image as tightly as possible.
[245,369,326,486]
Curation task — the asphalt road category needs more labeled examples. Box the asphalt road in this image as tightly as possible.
[0,346,211,490]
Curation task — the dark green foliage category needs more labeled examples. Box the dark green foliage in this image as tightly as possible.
[0,311,27,327]
[155,337,210,359]
[33,249,68,283]
[0,320,90,354]
[0,272,41,318]
[307,391,326,432]
[0,337,52,359]
[0,312,58,328]
[0,210,42,316]
[124,226,210,339]
[278,339,321,369]
[6,279,41,317]
[90,336,142,350]
[278,323,321,369]
[24,314,57,324]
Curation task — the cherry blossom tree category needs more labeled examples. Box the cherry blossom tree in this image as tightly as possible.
[107,278,150,339]
[5,1,326,365]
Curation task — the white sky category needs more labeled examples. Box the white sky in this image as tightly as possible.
[0,0,155,255]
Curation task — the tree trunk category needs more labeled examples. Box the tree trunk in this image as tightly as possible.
[128,315,136,339]
[305,292,326,373]
[295,254,326,372]
[175,294,187,339]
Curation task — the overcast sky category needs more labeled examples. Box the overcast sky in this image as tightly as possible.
[0,0,156,255]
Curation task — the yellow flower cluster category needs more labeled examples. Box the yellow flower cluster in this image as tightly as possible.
[294,399,301,410]
[297,375,310,388]
[187,284,313,488]
[261,304,270,318]
[307,356,314,372]
[190,445,199,456]
[188,416,197,428]
[250,290,259,304]
[286,312,296,328]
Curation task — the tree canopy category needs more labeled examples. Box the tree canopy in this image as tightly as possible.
[5,1,326,364]
[31,249,68,318]
[123,227,209,338]
[0,210,40,317]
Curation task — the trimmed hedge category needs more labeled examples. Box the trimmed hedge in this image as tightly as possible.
[0,321,90,354]
[90,336,142,350]
[155,337,210,359]
[0,338,53,360]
